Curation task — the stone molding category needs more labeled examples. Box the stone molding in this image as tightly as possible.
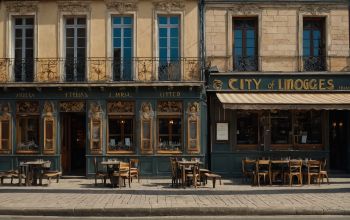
[229,5,261,15]
[105,0,138,13]
[58,1,91,14]
[5,1,39,14]
[299,5,331,15]
[153,0,185,12]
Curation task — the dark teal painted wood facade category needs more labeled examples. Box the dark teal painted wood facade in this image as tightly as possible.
[0,85,207,176]
[207,73,350,177]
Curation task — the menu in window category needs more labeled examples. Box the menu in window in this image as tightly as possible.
[216,123,229,141]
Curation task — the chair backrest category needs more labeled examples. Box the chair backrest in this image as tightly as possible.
[242,159,256,173]
[42,160,51,169]
[191,162,200,179]
[257,159,270,172]
[120,161,130,170]
[289,160,302,173]
[130,159,139,169]
[170,159,178,178]
[307,160,321,172]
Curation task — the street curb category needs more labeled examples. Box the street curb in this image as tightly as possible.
[0,207,350,217]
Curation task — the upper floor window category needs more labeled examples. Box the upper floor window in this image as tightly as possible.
[158,15,180,81]
[14,17,34,82]
[233,18,258,72]
[112,16,133,81]
[65,17,86,82]
[303,18,325,71]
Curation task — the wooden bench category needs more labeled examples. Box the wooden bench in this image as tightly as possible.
[41,171,62,185]
[204,173,222,188]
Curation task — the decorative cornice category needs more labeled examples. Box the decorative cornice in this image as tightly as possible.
[229,5,261,15]
[299,5,331,15]
[105,0,138,13]
[153,0,185,12]
[5,1,39,14]
[58,1,91,14]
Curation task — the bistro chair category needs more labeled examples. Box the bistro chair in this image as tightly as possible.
[242,158,256,184]
[256,159,271,186]
[119,161,131,187]
[319,158,329,184]
[305,160,321,185]
[185,162,200,188]
[285,160,303,186]
[93,157,107,186]
[129,159,140,183]
[41,161,62,186]
[170,157,181,187]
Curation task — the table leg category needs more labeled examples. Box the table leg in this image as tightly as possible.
[182,165,185,188]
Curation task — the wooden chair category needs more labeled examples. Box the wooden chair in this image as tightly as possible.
[319,158,329,184]
[185,162,200,188]
[40,160,62,186]
[242,159,256,184]
[93,157,107,186]
[256,159,271,186]
[170,157,181,187]
[129,159,140,183]
[305,160,321,185]
[119,161,131,187]
[286,160,303,186]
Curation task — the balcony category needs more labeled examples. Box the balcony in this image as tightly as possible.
[0,57,202,84]
[233,56,259,72]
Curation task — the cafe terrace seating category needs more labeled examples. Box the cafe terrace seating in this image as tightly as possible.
[242,158,330,186]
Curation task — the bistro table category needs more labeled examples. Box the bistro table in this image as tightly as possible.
[177,161,203,188]
[100,160,121,188]
[19,160,48,186]
[270,160,290,184]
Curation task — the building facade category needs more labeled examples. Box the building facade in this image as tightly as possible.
[205,0,350,176]
[0,0,206,176]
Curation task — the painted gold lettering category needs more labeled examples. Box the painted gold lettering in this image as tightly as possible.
[327,79,334,90]
[319,79,325,90]
[294,79,303,90]
[245,79,252,90]
[228,78,238,90]
[309,79,317,90]
[240,79,244,90]
[253,79,261,90]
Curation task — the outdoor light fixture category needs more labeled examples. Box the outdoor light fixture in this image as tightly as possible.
[169,120,174,124]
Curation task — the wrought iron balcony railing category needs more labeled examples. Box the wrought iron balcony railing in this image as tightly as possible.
[0,57,202,83]
[233,56,259,72]
[302,56,326,72]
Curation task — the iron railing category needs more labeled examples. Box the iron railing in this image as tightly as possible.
[302,56,326,71]
[233,56,259,72]
[0,57,202,83]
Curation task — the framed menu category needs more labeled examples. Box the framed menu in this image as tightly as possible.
[216,122,229,142]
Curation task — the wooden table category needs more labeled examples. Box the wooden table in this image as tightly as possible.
[19,161,48,186]
[100,161,121,187]
[270,160,289,184]
[177,161,203,188]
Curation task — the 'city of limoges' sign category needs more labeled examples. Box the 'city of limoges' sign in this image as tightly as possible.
[209,74,350,91]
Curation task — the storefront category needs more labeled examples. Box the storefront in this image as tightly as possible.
[207,73,350,176]
[0,85,206,176]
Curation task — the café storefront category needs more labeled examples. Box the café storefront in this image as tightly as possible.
[207,73,350,176]
[0,85,206,176]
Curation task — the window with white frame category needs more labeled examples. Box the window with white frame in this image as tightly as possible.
[112,16,133,81]
[14,17,34,82]
[65,17,86,82]
[158,15,180,81]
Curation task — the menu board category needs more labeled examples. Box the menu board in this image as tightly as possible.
[216,122,229,141]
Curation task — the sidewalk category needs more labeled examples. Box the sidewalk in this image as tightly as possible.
[0,177,350,216]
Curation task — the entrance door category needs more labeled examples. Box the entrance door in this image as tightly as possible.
[61,113,86,175]
[329,111,348,171]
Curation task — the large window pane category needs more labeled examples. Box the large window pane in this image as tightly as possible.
[271,111,292,145]
[108,118,134,152]
[158,118,182,151]
[17,117,40,152]
[237,112,258,145]
[294,111,323,145]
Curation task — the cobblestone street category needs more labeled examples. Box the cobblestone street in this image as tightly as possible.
[0,177,350,216]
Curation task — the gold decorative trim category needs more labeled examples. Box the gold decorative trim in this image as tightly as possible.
[0,59,9,83]
[229,5,261,15]
[105,0,138,13]
[59,101,85,112]
[212,79,223,91]
[43,101,54,117]
[89,102,103,155]
[187,102,200,153]
[36,59,60,82]
[107,101,135,114]
[5,1,39,14]
[0,103,11,120]
[58,1,91,14]
[157,101,182,113]
[0,103,12,154]
[153,0,185,12]
[16,101,39,114]
[140,102,154,154]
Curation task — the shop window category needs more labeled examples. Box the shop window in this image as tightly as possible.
[294,111,323,149]
[270,110,293,150]
[158,15,181,81]
[14,17,34,82]
[233,18,258,71]
[107,101,135,153]
[303,18,325,71]
[112,16,133,81]
[157,101,183,153]
[236,111,258,150]
[16,117,40,153]
[16,101,40,153]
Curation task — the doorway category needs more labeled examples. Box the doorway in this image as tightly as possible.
[329,111,348,171]
[61,113,86,175]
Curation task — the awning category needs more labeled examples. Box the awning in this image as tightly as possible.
[216,93,350,110]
